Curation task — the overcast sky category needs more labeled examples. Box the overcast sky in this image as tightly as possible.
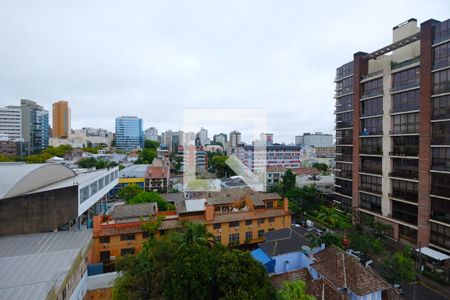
[0,1,448,143]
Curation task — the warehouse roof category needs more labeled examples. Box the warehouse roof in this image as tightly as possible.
[0,230,92,300]
[0,163,76,199]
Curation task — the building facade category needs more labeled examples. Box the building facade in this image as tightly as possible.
[213,133,228,147]
[240,145,302,171]
[115,116,144,151]
[295,132,333,147]
[21,99,49,154]
[333,18,450,254]
[144,127,158,141]
[52,100,70,138]
[0,105,22,141]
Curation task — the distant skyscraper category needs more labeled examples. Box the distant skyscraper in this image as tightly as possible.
[258,133,273,146]
[213,133,227,146]
[197,127,208,146]
[115,116,144,151]
[144,127,158,141]
[295,132,333,147]
[21,99,49,154]
[161,130,173,150]
[0,105,22,141]
[229,130,241,147]
[52,100,70,138]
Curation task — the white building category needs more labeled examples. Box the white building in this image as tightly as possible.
[295,132,333,147]
[240,145,302,171]
[213,133,227,147]
[197,127,209,146]
[144,127,158,141]
[0,105,22,141]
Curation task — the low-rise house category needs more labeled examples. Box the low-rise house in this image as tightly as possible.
[145,158,170,192]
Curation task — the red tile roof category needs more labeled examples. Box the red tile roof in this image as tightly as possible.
[146,166,169,179]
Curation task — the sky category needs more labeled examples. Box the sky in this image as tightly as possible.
[0,1,448,144]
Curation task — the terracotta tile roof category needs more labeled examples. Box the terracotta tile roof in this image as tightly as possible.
[146,166,169,179]
[210,208,289,223]
[270,268,312,289]
[293,167,320,176]
[95,218,180,236]
[312,246,390,296]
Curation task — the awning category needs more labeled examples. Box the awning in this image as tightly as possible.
[415,247,450,261]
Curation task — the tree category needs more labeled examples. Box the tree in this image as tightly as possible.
[144,140,160,149]
[117,184,143,202]
[129,191,175,211]
[312,162,328,174]
[0,154,14,162]
[210,155,235,177]
[316,206,351,229]
[382,247,415,283]
[135,148,157,164]
[277,280,315,300]
[281,169,296,197]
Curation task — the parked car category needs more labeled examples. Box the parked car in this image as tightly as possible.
[298,220,308,228]
[310,228,324,236]
[306,220,314,228]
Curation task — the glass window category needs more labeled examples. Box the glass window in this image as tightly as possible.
[360,137,382,155]
[214,236,221,243]
[268,217,275,223]
[433,68,450,94]
[245,219,253,226]
[336,112,353,129]
[360,175,382,194]
[99,236,110,243]
[391,179,418,202]
[432,121,450,145]
[100,251,110,262]
[336,95,353,112]
[432,95,450,120]
[433,42,450,69]
[392,90,420,113]
[361,97,383,117]
[80,186,90,203]
[258,229,265,238]
[229,233,239,243]
[120,247,135,256]
[120,233,135,241]
[361,117,383,135]
[229,221,240,228]
[431,197,450,224]
[245,231,253,241]
[432,147,450,171]
[360,156,382,175]
[336,77,353,97]
[336,129,353,145]
[392,67,420,91]
[213,223,221,229]
[392,201,418,225]
[266,201,273,209]
[362,78,383,98]
[392,112,419,134]
[433,20,450,44]
[360,193,381,214]
[431,173,450,197]
[258,218,265,224]
[430,222,450,250]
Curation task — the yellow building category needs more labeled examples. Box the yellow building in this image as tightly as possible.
[52,100,70,138]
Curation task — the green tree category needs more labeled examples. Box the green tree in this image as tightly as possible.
[316,206,351,229]
[144,140,160,149]
[129,191,174,211]
[277,280,315,300]
[312,162,328,174]
[210,155,235,177]
[117,184,143,202]
[281,169,296,197]
[383,247,415,283]
[0,154,14,162]
[135,148,157,164]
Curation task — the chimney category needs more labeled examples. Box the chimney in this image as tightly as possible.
[283,197,289,212]
[93,215,102,236]
[205,204,215,221]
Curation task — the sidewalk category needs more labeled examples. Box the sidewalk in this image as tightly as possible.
[416,273,450,300]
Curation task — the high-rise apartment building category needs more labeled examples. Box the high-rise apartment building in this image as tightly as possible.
[295,132,333,147]
[21,99,49,154]
[229,130,241,147]
[333,18,450,254]
[0,105,22,141]
[213,133,228,146]
[197,127,209,146]
[144,127,158,141]
[52,100,70,138]
[115,116,144,151]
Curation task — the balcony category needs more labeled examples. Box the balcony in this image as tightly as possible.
[336,138,353,145]
[390,80,420,93]
[389,170,418,180]
[433,59,450,71]
[431,184,450,199]
[431,158,450,172]
[389,147,419,157]
[390,127,419,135]
[389,190,418,203]
[361,90,383,100]
[391,56,420,71]
[360,167,382,175]
[336,122,353,129]
[432,107,450,121]
[360,129,383,136]
[361,70,383,81]
[335,170,352,179]
[335,154,352,162]
[360,147,382,155]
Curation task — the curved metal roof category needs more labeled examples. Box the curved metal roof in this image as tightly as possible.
[0,163,76,199]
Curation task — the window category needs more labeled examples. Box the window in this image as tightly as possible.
[360,193,381,214]
[336,129,353,145]
[361,117,382,135]
[229,221,239,228]
[80,186,89,203]
[99,251,110,262]
[99,236,110,243]
[213,223,221,229]
[362,78,383,98]
[90,181,98,195]
[336,76,353,97]
[392,200,418,225]
[391,135,419,156]
[268,228,275,232]
[432,147,450,171]
[214,236,221,244]
[431,173,450,197]
[120,233,135,241]
[432,95,450,120]
[245,219,253,226]
[392,112,419,134]
[360,137,382,155]
[336,95,353,112]
[333,194,352,212]
[258,229,265,238]
[335,162,352,179]
[433,68,450,94]
[431,197,450,224]
[360,175,382,195]
[433,19,450,44]
[266,201,273,209]
[392,90,420,113]
[434,42,450,69]
[336,61,353,80]
[121,247,135,256]
[336,111,352,129]
[361,97,382,117]
[430,222,450,250]
[245,231,253,241]
[391,158,418,179]
[335,178,352,197]
[360,156,382,175]
[391,179,418,202]
[229,233,239,243]
[432,121,450,145]
[392,67,419,91]
[268,217,275,223]
[258,218,265,224]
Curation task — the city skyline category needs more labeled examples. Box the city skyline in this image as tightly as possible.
[0,1,448,141]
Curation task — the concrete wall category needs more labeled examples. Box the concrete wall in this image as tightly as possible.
[273,251,313,274]
[0,186,78,236]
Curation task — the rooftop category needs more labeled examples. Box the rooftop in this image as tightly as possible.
[119,164,150,178]
[259,227,311,257]
[0,230,92,300]
[111,203,158,220]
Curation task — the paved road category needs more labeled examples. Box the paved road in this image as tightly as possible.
[400,279,449,300]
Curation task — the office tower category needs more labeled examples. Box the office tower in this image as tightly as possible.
[161,130,173,150]
[144,127,158,141]
[333,18,450,254]
[229,130,241,147]
[213,133,227,146]
[0,105,22,140]
[52,100,70,138]
[115,116,144,151]
[21,99,49,154]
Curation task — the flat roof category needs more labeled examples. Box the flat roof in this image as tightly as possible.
[185,199,206,212]
[416,247,450,261]
[0,230,92,300]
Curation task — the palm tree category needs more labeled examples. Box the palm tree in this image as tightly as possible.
[172,222,215,249]
[316,206,350,229]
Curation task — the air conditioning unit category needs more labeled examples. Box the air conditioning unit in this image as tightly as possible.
[218,229,222,233]
[110,256,116,261]
[102,244,107,248]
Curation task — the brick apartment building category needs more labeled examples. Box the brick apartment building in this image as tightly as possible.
[333,18,450,254]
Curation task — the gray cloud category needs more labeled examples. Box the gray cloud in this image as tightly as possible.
[0,0,448,143]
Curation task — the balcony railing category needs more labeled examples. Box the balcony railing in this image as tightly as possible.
[336,122,353,129]
[392,211,418,225]
[431,159,450,171]
[335,170,352,179]
[389,170,419,180]
[336,154,352,162]
[360,147,383,155]
[431,135,450,145]
[390,80,420,93]
[433,59,450,71]
[336,138,353,145]
[389,147,419,157]
[361,90,383,100]
[432,107,450,121]
[391,56,420,70]
[361,111,383,118]
[361,129,383,136]
[431,184,450,198]
[390,127,419,135]
[389,190,418,202]
[360,167,382,175]
[361,70,383,80]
